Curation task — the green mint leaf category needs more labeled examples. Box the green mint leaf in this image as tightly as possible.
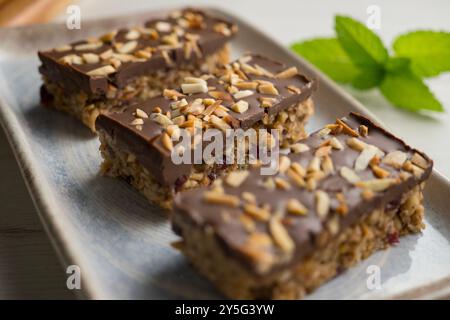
[335,15,388,69]
[380,69,444,112]
[290,38,359,83]
[351,66,385,89]
[393,30,450,77]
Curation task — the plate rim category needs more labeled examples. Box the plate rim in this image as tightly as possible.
[0,5,449,300]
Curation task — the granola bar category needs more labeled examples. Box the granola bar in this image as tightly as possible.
[95,54,316,208]
[172,113,433,299]
[38,8,237,131]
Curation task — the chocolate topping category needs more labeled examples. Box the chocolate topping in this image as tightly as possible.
[172,113,433,276]
[38,8,237,96]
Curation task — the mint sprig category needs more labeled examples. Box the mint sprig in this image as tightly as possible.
[291,15,447,113]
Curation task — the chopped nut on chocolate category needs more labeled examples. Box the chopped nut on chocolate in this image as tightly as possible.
[275,66,298,79]
[258,83,279,95]
[86,65,116,77]
[290,143,310,153]
[356,178,396,192]
[383,151,407,169]
[203,191,240,207]
[355,145,378,171]
[340,166,360,184]
[411,153,428,169]
[286,198,307,215]
[135,108,149,119]
[233,90,254,100]
[330,137,344,150]
[336,119,359,137]
[244,204,270,221]
[315,190,330,218]
[269,217,294,254]
[82,53,100,64]
[232,100,249,113]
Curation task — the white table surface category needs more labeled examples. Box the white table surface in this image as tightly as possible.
[1,0,449,298]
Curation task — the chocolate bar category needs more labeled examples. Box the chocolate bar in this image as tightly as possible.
[38,8,237,131]
[95,54,316,208]
[172,113,432,299]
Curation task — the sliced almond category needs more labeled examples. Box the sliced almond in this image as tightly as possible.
[166,125,180,140]
[356,178,396,192]
[290,143,310,153]
[355,145,378,171]
[315,146,331,158]
[225,170,249,187]
[336,119,359,137]
[210,115,231,131]
[86,65,116,76]
[307,156,321,172]
[203,191,240,207]
[275,66,298,79]
[330,137,344,150]
[135,49,152,59]
[340,166,360,184]
[278,156,291,173]
[181,82,208,94]
[315,190,330,218]
[161,132,173,151]
[82,53,100,64]
[371,165,390,178]
[59,54,83,65]
[291,162,306,177]
[117,40,137,54]
[135,108,148,119]
[242,192,257,204]
[269,217,294,254]
[274,177,291,190]
[317,127,331,138]
[74,42,102,51]
[359,125,369,136]
[130,118,144,126]
[233,90,254,100]
[286,198,308,215]
[55,45,72,52]
[231,100,249,113]
[411,152,428,169]
[382,151,407,169]
[99,49,113,60]
[286,85,301,94]
[152,113,173,127]
[244,204,270,221]
[322,156,334,175]
[155,21,172,32]
[163,89,184,100]
[235,81,258,90]
[258,83,279,95]
[125,29,141,40]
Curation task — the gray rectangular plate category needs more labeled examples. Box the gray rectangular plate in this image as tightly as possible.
[1,7,450,299]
